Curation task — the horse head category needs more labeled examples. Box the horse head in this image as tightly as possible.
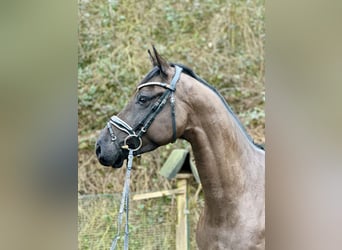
[95,46,189,168]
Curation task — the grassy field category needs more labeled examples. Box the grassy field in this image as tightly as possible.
[78,0,264,248]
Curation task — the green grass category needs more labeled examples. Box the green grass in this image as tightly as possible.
[78,0,264,249]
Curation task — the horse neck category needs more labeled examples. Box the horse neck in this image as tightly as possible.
[181,79,264,209]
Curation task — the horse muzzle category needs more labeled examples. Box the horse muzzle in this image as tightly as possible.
[95,138,127,168]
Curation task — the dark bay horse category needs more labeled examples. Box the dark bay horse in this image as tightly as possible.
[96,47,265,250]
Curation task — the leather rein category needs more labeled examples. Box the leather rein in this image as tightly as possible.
[107,65,183,152]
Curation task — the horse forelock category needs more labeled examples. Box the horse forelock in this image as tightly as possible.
[139,66,163,85]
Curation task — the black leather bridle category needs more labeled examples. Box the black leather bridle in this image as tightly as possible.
[107,65,183,151]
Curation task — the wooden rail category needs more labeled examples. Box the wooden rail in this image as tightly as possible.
[132,173,192,250]
[132,188,185,201]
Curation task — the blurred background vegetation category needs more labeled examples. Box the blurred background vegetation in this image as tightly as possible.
[78,0,264,248]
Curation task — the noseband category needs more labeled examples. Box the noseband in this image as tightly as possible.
[107,65,183,151]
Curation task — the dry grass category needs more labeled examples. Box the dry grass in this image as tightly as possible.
[78,194,180,249]
[78,0,264,248]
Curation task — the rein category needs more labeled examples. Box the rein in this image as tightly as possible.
[110,149,133,250]
[107,65,182,250]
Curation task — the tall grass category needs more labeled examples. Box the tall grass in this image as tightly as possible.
[79,194,180,249]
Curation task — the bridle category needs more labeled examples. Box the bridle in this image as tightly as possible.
[107,65,183,151]
[107,65,182,250]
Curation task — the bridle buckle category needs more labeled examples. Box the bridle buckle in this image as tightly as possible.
[122,134,142,151]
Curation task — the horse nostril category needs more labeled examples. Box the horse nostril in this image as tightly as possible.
[95,143,101,157]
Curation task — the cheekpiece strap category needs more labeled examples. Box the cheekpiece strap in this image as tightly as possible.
[169,65,182,91]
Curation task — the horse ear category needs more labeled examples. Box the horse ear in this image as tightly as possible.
[148,49,158,67]
[152,45,170,77]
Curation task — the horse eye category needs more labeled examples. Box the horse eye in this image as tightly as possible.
[138,95,148,104]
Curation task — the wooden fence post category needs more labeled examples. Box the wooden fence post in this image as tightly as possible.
[176,173,191,250]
